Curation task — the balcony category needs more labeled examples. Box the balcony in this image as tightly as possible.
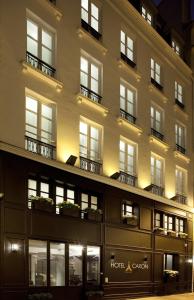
[176,144,186,155]
[120,109,136,124]
[151,128,164,141]
[80,157,102,174]
[25,136,56,160]
[151,77,163,91]
[26,52,56,78]
[120,52,136,68]
[145,184,164,197]
[49,0,56,4]
[80,85,102,104]
[119,171,137,187]
[175,98,184,110]
[172,194,187,205]
[81,19,101,40]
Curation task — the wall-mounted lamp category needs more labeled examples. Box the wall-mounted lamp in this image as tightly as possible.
[66,155,77,166]
[184,243,188,248]
[11,243,19,252]
[143,256,148,262]
[0,193,4,199]
[110,172,120,180]
[110,252,115,261]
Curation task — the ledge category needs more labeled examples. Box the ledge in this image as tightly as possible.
[173,104,189,121]
[38,0,63,21]
[149,135,169,152]
[174,150,190,164]
[77,27,107,56]
[118,59,141,82]
[117,117,143,135]
[21,61,63,92]
[148,83,168,103]
[76,93,109,117]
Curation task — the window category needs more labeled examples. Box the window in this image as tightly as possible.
[151,154,163,187]
[27,17,55,76]
[80,55,102,103]
[155,212,162,228]
[175,82,184,108]
[120,30,135,66]
[175,167,187,196]
[175,123,186,153]
[151,58,161,88]
[120,83,136,124]
[56,186,75,213]
[151,106,163,139]
[81,193,98,210]
[87,246,100,286]
[69,244,83,286]
[141,6,152,25]
[172,40,180,56]
[25,95,55,159]
[29,240,47,286]
[164,215,174,231]
[176,218,184,233]
[28,179,50,209]
[164,254,174,270]
[81,0,100,39]
[122,201,133,217]
[80,120,101,163]
[119,140,136,177]
[50,243,65,286]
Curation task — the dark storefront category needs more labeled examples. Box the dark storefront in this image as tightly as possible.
[0,150,192,300]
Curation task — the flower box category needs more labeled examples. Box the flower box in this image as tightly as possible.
[123,214,138,226]
[85,210,102,222]
[30,196,55,213]
[179,232,188,239]
[59,202,80,218]
[154,227,165,234]
[167,230,176,237]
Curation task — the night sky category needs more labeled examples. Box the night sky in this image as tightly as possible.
[153,0,194,19]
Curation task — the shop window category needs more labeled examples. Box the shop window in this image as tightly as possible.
[164,254,173,270]
[29,240,47,286]
[69,244,83,286]
[87,246,100,286]
[50,243,65,286]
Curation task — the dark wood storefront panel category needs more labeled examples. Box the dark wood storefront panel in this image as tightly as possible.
[4,208,26,234]
[155,235,186,252]
[140,207,152,231]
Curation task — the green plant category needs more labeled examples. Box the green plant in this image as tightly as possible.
[29,195,54,205]
[164,269,179,278]
[58,201,80,209]
[123,214,137,219]
[84,207,102,214]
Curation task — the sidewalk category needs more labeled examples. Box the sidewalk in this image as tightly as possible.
[136,293,194,300]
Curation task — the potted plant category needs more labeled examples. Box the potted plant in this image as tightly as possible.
[167,230,176,237]
[123,214,138,226]
[84,207,102,222]
[30,195,55,213]
[163,269,179,282]
[179,232,188,239]
[59,201,80,217]
[28,293,53,300]
[153,227,165,234]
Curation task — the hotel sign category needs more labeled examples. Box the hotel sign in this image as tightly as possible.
[110,261,149,273]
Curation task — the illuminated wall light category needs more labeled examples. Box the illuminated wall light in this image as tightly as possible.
[11,243,19,252]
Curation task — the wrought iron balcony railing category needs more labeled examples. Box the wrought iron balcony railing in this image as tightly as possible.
[145,184,164,197]
[151,77,163,91]
[175,98,184,109]
[81,19,102,40]
[25,136,56,160]
[80,156,102,174]
[176,144,186,155]
[80,85,102,103]
[172,194,187,205]
[120,52,136,68]
[119,171,137,187]
[151,128,164,141]
[26,52,56,77]
[120,109,136,124]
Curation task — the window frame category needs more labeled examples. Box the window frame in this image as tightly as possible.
[175,122,186,150]
[151,58,161,86]
[151,154,164,188]
[81,0,101,33]
[141,5,152,25]
[151,105,163,134]
[119,138,136,176]
[175,166,187,196]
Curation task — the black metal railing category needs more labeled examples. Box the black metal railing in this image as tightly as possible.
[80,156,102,174]
[49,0,56,5]
[145,184,164,196]
[26,52,56,77]
[120,109,136,124]
[120,52,136,68]
[81,19,102,40]
[25,136,56,160]
[80,85,102,103]
[176,144,186,154]
[151,77,163,91]
[172,194,187,205]
[175,98,184,109]
[119,171,136,187]
[151,128,164,141]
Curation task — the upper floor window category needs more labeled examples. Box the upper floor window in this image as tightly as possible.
[141,6,152,25]
[164,214,174,231]
[79,120,102,174]
[122,200,138,226]
[27,17,55,77]
[151,154,163,188]
[176,218,184,233]
[155,211,162,228]
[120,30,135,67]
[81,0,101,39]
[120,82,136,124]
[175,167,187,197]
[81,193,98,210]
[172,40,180,56]
[175,81,184,108]
[175,123,186,154]
[25,95,55,159]
[80,54,102,103]
[151,58,161,87]
[55,186,75,213]
[119,140,136,175]
[28,178,50,209]
[151,106,163,140]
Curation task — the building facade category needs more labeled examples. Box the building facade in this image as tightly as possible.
[0,0,193,299]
